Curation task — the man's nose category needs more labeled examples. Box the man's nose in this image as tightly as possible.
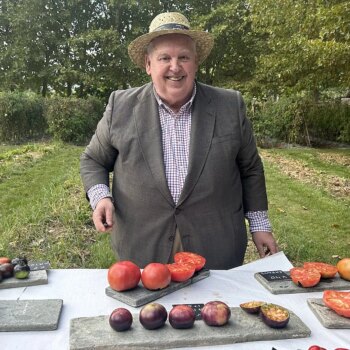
[170,59,181,71]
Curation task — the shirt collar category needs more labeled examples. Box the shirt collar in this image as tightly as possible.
[153,83,197,111]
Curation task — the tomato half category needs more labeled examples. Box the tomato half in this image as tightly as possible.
[323,290,350,318]
[141,263,171,290]
[174,252,206,271]
[303,262,338,279]
[166,263,196,282]
[290,267,321,287]
[108,261,141,292]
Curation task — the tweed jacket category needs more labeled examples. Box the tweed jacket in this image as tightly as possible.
[80,81,268,269]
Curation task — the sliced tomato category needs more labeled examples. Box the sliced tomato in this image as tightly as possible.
[323,290,350,318]
[174,252,206,272]
[166,262,196,282]
[289,267,321,288]
[304,262,338,279]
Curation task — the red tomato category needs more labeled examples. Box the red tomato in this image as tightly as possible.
[290,267,321,287]
[108,261,141,292]
[337,258,350,281]
[174,252,206,271]
[308,346,326,350]
[335,348,350,350]
[0,257,11,264]
[141,263,171,290]
[166,263,196,282]
[304,262,338,279]
[323,290,350,318]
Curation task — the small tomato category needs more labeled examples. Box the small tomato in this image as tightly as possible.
[141,263,171,290]
[337,258,350,281]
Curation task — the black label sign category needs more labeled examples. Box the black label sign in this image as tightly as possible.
[258,270,291,282]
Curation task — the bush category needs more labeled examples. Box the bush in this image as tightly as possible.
[0,91,46,143]
[250,96,350,146]
[44,97,104,144]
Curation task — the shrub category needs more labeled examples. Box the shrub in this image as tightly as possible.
[43,96,104,144]
[0,91,46,143]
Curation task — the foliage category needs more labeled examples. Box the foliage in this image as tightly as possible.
[0,91,46,142]
[250,96,350,146]
[43,96,104,144]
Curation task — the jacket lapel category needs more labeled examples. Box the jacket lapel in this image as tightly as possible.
[133,84,174,206]
[177,83,216,206]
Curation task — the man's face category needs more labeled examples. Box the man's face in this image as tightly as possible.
[145,34,198,111]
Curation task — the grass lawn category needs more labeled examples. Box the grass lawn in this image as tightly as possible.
[0,142,349,268]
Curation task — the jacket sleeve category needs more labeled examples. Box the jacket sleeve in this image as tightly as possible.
[80,91,119,193]
[235,91,268,212]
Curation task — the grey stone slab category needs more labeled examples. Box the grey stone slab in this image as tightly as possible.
[307,298,350,329]
[106,269,210,307]
[69,307,310,350]
[254,271,350,294]
[0,270,48,289]
[0,299,63,331]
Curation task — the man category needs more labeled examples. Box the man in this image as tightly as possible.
[80,12,278,269]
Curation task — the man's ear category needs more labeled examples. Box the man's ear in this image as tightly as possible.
[145,55,151,75]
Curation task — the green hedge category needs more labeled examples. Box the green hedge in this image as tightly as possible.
[0,91,46,142]
[250,96,350,146]
[0,91,104,144]
[43,96,104,144]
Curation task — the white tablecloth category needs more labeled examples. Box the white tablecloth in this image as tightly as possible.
[1,252,349,350]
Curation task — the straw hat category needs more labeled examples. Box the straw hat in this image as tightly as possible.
[128,12,214,69]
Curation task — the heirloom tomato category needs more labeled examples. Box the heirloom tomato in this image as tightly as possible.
[166,262,195,282]
[337,258,350,281]
[323,290,350,318]
[141,263,171,290]
[0,257,11,264]
[308,346,326,350]
[303,262,338,279]
[290,267,321,287]
[108,261,141,292]
[174,252,206,271]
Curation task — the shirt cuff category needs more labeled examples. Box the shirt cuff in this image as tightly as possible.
[245,210,272,233]
[87,184,113,210]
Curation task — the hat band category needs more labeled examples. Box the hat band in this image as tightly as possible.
[152,23,189,32]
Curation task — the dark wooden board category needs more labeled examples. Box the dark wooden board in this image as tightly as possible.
[0,299,63,331]
[254,270,350,294]
[70,307,311,350]
[105,269,210,307]
[307,298,350,329]
[0,270,48,289]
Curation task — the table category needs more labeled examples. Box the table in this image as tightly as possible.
[1,252,349,350]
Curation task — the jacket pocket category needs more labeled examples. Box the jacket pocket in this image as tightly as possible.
[211,134,235,144]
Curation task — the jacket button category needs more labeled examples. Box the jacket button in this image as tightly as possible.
[175,208,181,215]
[169,235,175,241]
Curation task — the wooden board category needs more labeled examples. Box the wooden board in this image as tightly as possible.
[0,299,63,331]
[307,298,350,329]
[69,307,311,350]
[254,270,350,294]
[106,269,210,307]
[0,270,48,289]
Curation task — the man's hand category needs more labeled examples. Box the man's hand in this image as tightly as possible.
[252,231,279,258]
[92,197,115,232]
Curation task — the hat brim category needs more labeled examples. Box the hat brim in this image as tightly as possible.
[128,29,214,69]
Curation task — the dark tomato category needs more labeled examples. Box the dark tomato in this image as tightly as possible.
[304,262,338,279]
[308,346,327,350]
[174,252,206,271]
[166,263,195,282]
[290,267,321,288]
[323,290,350,318]
[141,263,171,290]
[107,261,141,292]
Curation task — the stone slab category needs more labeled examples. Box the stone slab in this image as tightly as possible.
[0,269,48,289]
[307,298,350,329]
[69,307,310,350]
[106,269,210,307]
[0,299,63,331]
[254,271,350,294]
